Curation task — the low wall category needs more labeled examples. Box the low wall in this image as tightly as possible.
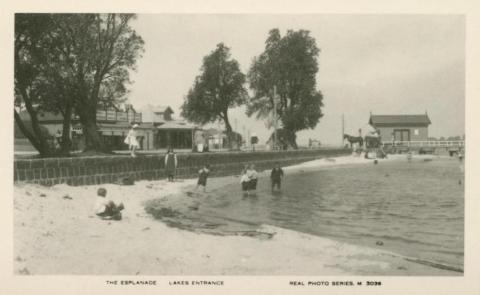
[14,148,351,186]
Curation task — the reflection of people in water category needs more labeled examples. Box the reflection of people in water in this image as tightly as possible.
[407,151,413,162]
[459,150,465,175]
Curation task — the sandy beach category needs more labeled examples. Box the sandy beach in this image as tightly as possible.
[13,154,457,275]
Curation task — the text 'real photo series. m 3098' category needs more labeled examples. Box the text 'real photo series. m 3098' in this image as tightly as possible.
[13,13,465,276]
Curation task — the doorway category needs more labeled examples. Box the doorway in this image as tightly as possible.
[394,129,411,142]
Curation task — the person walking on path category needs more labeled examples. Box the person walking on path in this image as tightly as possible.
[124,124,140,157]
[165,148,178,182]
[270,162,284,192]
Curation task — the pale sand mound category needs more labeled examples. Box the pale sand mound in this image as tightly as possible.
[13,156,458,275]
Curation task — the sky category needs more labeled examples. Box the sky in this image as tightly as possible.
[128,14,465,146]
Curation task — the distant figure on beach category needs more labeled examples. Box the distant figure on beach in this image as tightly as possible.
[93,188,124,221]
[246,164,258,194]
[124,124,140,157]
[459,151,464,174]
[196,164,211,192]
[165,148,178,182]
[407,151,413,162]
[270,162,284,192]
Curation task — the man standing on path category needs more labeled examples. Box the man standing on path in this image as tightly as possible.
[165,148,178,182]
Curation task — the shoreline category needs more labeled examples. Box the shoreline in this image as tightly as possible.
[13,154,460,275]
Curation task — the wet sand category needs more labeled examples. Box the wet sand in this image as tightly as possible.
[13,155,458,275]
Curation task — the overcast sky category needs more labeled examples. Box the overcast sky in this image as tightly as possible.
[128,14,465,145]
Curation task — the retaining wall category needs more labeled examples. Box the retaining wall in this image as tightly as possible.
[14,148,351,186]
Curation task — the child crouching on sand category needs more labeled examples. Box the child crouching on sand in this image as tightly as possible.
[196,164,211,192]
[93,188,124,220]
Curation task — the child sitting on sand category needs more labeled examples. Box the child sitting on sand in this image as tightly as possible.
[196,164,211,192]
[93,188,124,220]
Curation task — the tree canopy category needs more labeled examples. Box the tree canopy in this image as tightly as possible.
[247,29,324,148]
[14,14,144,156]
[181,43,247,148]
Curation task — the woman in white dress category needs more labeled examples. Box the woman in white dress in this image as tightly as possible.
[124,124,139,157]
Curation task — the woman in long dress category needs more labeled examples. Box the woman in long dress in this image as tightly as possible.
[164,148,178,182]
[124,124,139,157]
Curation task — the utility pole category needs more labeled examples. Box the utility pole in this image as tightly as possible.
[242,125,246,148]
[273,85,278,151]
[341,114,345,147]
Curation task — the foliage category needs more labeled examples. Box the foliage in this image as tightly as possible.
[247,29,324,148]
[15,14,60,156]
[181,43,247,149]
[14,14,144,155]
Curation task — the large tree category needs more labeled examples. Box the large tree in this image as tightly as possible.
[14,14,144,155]
[247,29,324,149]
[181,43,247,149]
[15,14,62,156]
[52,14,144,151]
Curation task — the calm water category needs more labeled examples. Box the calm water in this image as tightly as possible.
[147,158,464,271]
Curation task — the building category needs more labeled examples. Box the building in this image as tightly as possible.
[139,105,200,150]
[368,113,431,143]
[15,105,157,151]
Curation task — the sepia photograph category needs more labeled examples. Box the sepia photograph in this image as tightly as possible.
[10,13,467,278]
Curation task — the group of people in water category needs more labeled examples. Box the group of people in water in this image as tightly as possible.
[239,163,284,195]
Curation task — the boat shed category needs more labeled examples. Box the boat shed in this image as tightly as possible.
[369,113,431,142]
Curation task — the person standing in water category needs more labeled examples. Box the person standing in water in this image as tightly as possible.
[246,164,258,194]
[196,164,211,192]
[164,148,178,182]
[124,124,140,157]
[240,165,250,195]
[270,162,284,192]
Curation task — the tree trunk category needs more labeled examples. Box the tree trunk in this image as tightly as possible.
[77,105,105,152]
[14,110,45,155]
[223,111,234,150]
[59,103,73,155]
[284,128,298,149]
[17,86,55,156]
[14,110,53,157]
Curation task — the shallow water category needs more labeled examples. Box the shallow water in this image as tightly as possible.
[146,158,464,272]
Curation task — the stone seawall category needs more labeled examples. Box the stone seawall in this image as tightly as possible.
[14,148,351,186]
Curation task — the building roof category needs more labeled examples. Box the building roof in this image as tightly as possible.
[156,120,197,130]
[369,114,431,126]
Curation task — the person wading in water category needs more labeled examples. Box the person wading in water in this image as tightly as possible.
[164,148,178,182]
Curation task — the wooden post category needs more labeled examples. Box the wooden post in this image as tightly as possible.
[273,85,278,151]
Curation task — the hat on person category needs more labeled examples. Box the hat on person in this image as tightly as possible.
[132,124,139,128]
